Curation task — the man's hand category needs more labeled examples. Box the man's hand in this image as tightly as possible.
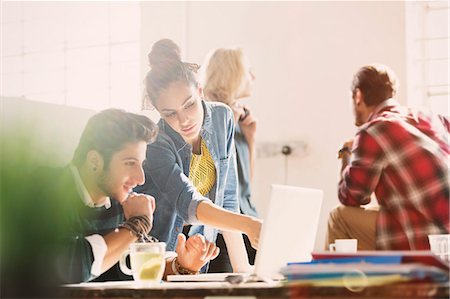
[175,234,219,272]
[342,140,354,150]
[121,192,155,221]
[339,139,354,179]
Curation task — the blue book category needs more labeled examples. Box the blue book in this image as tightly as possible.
[287,256,402,265]
[310,250,449,270]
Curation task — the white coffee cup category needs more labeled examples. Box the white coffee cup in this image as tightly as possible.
[329,239,358,253]
[428,234,450,263]
[119,242,166,285]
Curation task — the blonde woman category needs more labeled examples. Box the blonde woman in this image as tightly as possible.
[201,47,258,271]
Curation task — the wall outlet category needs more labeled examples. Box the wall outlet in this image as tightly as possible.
[256,140,307,158]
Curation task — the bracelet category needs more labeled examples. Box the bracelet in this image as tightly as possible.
[119,215,152,240]
[171,257,199,275]
[337,146,351,159]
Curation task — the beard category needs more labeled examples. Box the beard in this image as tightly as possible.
[97,169,127,203]
[353,107,365,127]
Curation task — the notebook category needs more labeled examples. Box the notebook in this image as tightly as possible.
[167,184,324,282]
[311,250,449,270]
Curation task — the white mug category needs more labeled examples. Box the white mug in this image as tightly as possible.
[428,234,450,262]
[329,239,358,253]
[119,242,166,285]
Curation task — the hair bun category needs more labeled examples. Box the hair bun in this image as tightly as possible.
[148,39,181,69]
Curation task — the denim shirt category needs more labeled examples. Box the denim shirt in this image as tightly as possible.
[135,100,239,251]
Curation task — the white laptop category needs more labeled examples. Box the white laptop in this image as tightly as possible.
[167,184,323,282]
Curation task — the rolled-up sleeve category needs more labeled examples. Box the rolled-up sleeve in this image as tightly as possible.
[338,129,384,206]
[85,234,107,277]
[56,234,96,283]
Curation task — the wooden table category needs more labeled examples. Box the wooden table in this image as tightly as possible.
[60,280,449,299]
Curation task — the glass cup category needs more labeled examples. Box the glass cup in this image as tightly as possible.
[329,239,358,253]
[428,234,450,263]
[119,242,166,285]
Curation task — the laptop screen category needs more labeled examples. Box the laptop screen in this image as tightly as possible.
[254,184,323,278]
[167,184,324,282]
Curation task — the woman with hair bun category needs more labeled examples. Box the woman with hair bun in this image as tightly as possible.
[136,39,262,273]
[201,47,258,271]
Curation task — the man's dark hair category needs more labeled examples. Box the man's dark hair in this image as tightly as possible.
[351,64,399,107]
[72,109,158,168]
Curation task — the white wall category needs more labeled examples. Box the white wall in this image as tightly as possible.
[141,1,407,249]
[1,97,95,168]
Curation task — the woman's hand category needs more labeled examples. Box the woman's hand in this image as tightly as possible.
[231,102,257,143]
[244,217,263,249]
[239,106,257,145]
[230,101,246,124]
[175,234,219,272]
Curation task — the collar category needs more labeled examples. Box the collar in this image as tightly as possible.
[201,100,214,135]
[69,164,111,209]
[367,98,400,122]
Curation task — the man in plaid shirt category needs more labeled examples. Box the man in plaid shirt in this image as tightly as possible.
[326,64,449,250]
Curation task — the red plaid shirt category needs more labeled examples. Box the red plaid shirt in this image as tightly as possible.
[339,99,450,250]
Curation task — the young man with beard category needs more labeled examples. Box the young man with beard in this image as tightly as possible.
[2,109,218,297]
[326,64,449,251]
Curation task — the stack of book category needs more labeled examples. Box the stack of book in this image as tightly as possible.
[280,251,449,287]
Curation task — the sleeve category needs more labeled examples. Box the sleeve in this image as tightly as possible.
[56,233,97,283]
[85,234,107,277]
[222,107,240,213]
[338,128,385,206]
[139,132,210,224]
